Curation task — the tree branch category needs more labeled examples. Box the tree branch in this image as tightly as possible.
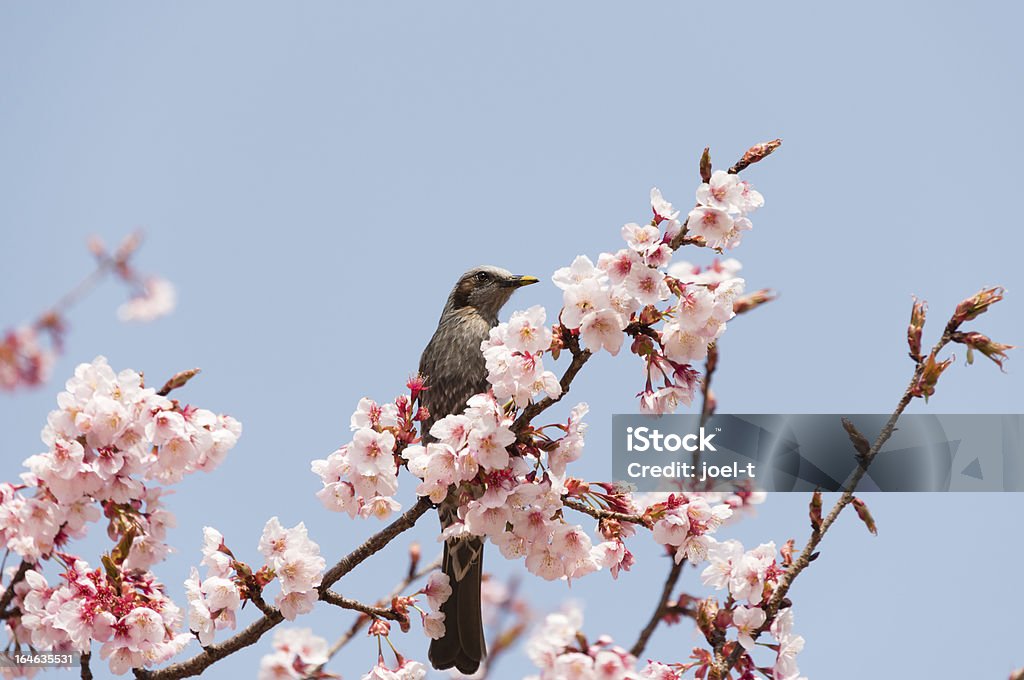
[134,497,432,679]
[315,555,442,673]
[0,561,32,615]
[513,329,591,434]
[630,557,685,657]
[320,590,405,622]
[318,497,432,593]
[716,327,956,677]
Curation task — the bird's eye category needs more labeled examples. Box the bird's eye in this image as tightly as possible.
[475,271,490,282]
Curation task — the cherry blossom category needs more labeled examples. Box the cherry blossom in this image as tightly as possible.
[0,326,56,391]
[258,627,330,680]
[117,277,177,322]
[733,604,766,650]
[12,556,190,675]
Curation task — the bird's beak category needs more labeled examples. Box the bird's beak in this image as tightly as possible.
[507,275,540,288]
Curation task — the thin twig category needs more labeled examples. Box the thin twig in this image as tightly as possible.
[699,344,718,427]
[630,557,685,657]
[39,232,143,322]
[320,590,405,622]
[715,327,956,677]
[562,498,649,527]
[316,555,442,671]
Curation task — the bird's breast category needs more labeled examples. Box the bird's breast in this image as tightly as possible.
[419,310,496,436]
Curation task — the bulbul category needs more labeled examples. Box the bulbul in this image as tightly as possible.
[418,265,539,674]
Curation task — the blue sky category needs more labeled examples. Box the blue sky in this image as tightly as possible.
[1,2,1022,678]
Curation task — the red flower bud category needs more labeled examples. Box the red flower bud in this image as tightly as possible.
[852,497,878,535]
[951,286,1005,326]
[733,288,777,315]
[910,351,953,401]
[907,296,927,362]
[699,146,713,184]
[952,331,1015,372]
[809,490,823,532]
[367,618,391,637]
[729,138,783,174]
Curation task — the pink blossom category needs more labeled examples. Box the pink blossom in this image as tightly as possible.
[686,206,734,249]
[553,255,603,290]
[505,305,553,354]
[696,170,743,212]
[621,222,662,256]
[117,277,176,322]
[421,571,452,611]
[259,627,330,680]
[579,309,625,355]
[732,604,766,650]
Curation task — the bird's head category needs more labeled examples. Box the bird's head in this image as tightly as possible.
[443,265,539,321]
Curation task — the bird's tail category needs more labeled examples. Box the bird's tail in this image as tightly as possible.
[429,503,486,674]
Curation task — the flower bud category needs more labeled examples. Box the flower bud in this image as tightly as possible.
[841,418,871,461]
[951,286,1005,326]
[638,305,662,326]
[952,331,1015,372]
[368,618,391,637]
[408,542,421,570]
[729,138,783,174]
[563,477,589,497]
[781,538,796,567]
[700,146,712,184]
[911,351,953,401]
[809,490,823,532]
[852,497,878,535]
[549,325,565,360]
[733,289,777,315]
[157,368,201,396]
[907,296,927,361]
[406,373,427,400]
[631,334,655,357]
[697,597,720,635]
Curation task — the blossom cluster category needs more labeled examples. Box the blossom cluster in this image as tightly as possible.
[258,627,331,680]
[360,655,427,680]
[185,517,326,648]
[9,555,190,675]
[0,326,57,391]
[687,170,764,250]
[416,571,451,639]
[2,234,175,392]
[257,517,326,620]
[0,358,240,675]
[404,400,631,583]
[635,486,767,526]
[184,528,244,645]
[482,305,561,405]
[525,605,678,680]
[312,382,426,521]
[548,179,763,414]
[700,539,805,678]
[4,357,241,565]
[646,494,734,564]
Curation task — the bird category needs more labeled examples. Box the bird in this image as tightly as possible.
[418,265,539,674]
